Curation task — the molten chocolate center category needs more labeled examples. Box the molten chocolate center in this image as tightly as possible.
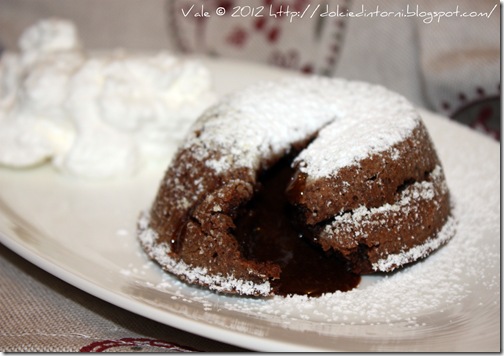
[234,155,360,297]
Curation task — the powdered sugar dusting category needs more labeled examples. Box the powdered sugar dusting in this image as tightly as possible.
[139,191,494,329]
[373,214,456,272]
[320,165,452,271]
[130,115,499,341]
[138,210,272,296]
[185,77,418,176]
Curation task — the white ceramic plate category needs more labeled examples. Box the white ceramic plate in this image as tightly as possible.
[0,58,500,352]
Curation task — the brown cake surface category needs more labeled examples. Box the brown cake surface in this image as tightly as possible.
[138,77,455,296]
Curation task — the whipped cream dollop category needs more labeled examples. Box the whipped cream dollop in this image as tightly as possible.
[0,19,216,178]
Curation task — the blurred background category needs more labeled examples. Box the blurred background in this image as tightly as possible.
[0,0,500,139]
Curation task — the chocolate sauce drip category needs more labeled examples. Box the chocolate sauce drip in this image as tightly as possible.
[285,170,307,203]
[234,155,360,297]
